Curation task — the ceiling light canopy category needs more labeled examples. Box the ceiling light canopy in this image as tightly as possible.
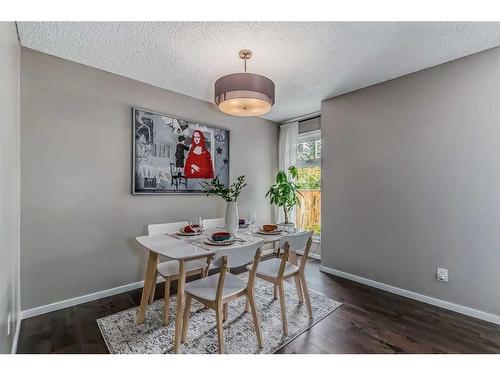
[214,49,275,117]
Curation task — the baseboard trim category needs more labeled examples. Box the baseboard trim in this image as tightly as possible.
[10,315,21,354]
[20,276,164,320]
[319,265,500,325]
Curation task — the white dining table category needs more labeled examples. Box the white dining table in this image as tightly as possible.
[135,228,298,353]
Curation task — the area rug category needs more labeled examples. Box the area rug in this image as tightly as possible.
[97,273,342,354]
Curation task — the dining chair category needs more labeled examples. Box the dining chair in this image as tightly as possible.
[147,221,210,325]
[246,230,314,335]
[181,240,264,354]
[202,217,225,230]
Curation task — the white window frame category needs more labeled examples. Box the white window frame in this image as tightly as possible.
[296,130,321,168]
[295,129,322,245]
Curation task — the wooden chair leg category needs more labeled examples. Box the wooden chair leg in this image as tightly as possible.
[203,256,212,278]
[300,273,313,319]
[294,274,304,302]
[278,280,288,335]
[273,284,278,299]
[223,303,228,322]
[181,294,192,343]
[149,269,158,304]
[288,251,303,303]
[244,296,250,312]
[163,277,171,325]
[247,290,263,348]
[215,306,225,354]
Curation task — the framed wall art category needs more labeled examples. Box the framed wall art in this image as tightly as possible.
[132,108,229,194]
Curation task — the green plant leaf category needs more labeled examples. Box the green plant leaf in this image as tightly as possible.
[288,165,298,179]
[201,175,246,202]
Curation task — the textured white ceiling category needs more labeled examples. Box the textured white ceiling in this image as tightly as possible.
[17,22,500,122]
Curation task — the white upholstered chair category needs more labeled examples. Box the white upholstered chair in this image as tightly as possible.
[147,221,210,325]
[181,240,264,354]
[247,230,314,335]
[202,217,225,230]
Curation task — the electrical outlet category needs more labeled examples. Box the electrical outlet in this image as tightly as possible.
[7,312,11,336]
[437,267,449,282]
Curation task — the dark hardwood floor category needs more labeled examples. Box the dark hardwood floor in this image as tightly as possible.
[17,258,500,354]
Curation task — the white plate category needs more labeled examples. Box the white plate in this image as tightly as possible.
[204,237,236,246]
[176,229,204,236]
[257,228,283,235]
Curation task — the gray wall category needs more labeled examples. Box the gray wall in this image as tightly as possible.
[20,48,278,310]
[321,46,500,316]
[0,22,20,353]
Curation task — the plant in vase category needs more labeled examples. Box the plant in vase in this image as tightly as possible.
[266,166,302,229]
[200,175,247,234]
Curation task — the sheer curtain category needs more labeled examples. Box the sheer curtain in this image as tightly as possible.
[276,121,298,223]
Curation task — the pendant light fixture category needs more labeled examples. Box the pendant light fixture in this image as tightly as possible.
[214,49,275,117]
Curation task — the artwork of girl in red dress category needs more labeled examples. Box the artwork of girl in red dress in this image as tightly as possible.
[184,130,214,179]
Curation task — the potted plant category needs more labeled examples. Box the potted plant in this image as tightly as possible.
[266,166,302,229]
[200,175,247,234]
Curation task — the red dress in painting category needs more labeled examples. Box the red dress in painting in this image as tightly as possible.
[184,130,214,179]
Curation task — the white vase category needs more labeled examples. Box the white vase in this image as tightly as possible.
[278,222,296,233]
[224,201,239,234]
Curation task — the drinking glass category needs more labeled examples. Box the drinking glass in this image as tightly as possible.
[248,212,257,233]
[189,217,203,237]
[244,218,251,235]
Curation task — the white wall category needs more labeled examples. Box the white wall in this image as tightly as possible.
[20,48,278,310]
[321,46,500,318]
[0,22,21,353]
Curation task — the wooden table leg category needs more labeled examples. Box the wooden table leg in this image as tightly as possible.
[148,268,158,304]
[173,259,186,353]
[137,251,158,324]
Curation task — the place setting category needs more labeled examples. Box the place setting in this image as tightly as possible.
[255,224,284,235]
[167,217,205,240]
[166,216,250,250]
[203,231,239,246]
[197,227,252,250]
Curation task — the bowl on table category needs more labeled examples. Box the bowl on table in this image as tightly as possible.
[211,231,232,242]
[177,225,204,236]
[182,225,200,233]
[262,224,278,232]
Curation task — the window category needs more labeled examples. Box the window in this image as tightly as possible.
[295,130,321,236]
[296,130,321,168]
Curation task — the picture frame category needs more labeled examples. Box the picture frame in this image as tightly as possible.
[132,107,230,194]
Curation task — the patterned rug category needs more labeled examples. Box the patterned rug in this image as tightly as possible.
[97,273,342,354]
